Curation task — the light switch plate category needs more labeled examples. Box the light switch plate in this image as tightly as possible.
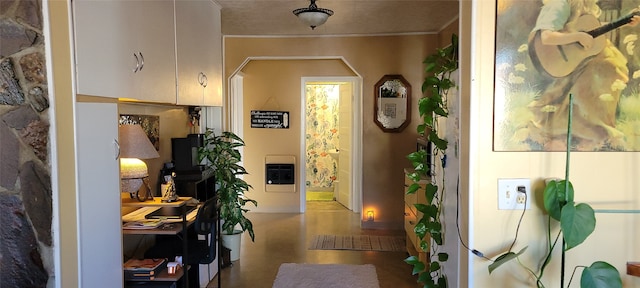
[498,178,531,210]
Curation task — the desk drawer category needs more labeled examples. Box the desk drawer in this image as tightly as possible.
[404,204,420,252]
[404,194,417,216]
[404,176,417,208]
[404,175,428,215]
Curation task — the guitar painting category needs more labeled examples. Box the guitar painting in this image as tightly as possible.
[529,11,640,78]
[494,0,640,152]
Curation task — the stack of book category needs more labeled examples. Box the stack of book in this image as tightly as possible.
[122,219,164,230]
[123,258,168,281]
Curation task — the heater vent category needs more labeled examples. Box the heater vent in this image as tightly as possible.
[265,155,296,193]
[266,164,295,185]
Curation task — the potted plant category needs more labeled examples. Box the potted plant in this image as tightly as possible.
[198,129,257,262]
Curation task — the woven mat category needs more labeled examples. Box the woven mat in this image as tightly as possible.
[273,263,380,288]
[309,234,405,252]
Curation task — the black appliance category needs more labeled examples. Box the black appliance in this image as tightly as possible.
[171,134,205,173]
[171,134,215,202]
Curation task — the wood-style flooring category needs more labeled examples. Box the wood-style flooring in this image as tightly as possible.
[207,201,420,287]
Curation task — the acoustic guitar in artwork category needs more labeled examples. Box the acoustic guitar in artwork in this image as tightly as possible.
[529,11,640,78]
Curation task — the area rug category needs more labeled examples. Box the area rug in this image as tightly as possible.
[272,263,380,288]
[309,234,406,252]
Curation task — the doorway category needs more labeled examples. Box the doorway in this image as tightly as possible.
[227,58,363,215]
[301,77,359,212]
[303,83,342,206]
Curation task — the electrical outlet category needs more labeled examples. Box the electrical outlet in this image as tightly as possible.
[498,179,531,210]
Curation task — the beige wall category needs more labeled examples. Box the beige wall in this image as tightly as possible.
[465,0,640,286]
[240,60,353,212]
[438,19,459,48]
[225,35,440,228]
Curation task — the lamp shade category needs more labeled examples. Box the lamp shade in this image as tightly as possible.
[118,124,158,197]
[119,124,159,159]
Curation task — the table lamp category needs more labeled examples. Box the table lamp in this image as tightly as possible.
[119,124,159,201]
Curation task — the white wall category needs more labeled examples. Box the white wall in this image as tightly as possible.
[204,106,223,134]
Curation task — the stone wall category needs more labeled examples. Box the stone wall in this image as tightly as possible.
[1,0,53,287]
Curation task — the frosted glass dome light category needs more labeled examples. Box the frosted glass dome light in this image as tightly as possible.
[293,0,334,30]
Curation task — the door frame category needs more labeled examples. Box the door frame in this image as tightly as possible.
[227,56,363,214]
[300,77,362,213]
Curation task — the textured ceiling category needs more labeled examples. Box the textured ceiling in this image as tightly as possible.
[216,0,460,36]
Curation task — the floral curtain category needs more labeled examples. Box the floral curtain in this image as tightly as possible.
[305,84,339,190]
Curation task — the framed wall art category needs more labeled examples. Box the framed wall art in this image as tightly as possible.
[119,114,160,151]
[374,74,410,133]
[494,0,640,151]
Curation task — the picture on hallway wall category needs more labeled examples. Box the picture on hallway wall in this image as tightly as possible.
[119,114,160,151]
[493,0,640,151]
[250,110,290,129]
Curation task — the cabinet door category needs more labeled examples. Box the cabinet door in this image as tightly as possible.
[74,0,134,98]
[73,0,176,103]
[76,102,122,288]
[128,0,176,104]
[175,0,222,106]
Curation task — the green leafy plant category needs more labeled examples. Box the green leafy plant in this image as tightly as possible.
[198,129,258,241]
[488,94,621,288]
[404,33,458,288]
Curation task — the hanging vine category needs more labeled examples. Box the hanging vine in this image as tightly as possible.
[405,34,458,288]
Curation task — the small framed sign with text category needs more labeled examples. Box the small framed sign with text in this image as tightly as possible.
[251,110,290,129]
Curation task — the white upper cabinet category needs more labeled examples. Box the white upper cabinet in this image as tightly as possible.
[175,0,223,106]
[73,0,177,103]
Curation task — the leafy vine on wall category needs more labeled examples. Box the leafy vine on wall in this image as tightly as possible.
[405,34,458,288]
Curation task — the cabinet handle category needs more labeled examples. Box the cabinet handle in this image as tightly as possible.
[138,52,144,71]
[198,72,208,88]
[114,139,120,160]
[133,53,140,73]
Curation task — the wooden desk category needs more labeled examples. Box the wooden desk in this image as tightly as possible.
[123,222,194,235]
[122,197,194,288]
[122,208,198,236]
[122,196,194,207]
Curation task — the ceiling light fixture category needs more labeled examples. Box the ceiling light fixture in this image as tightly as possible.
[293,0,334,30]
